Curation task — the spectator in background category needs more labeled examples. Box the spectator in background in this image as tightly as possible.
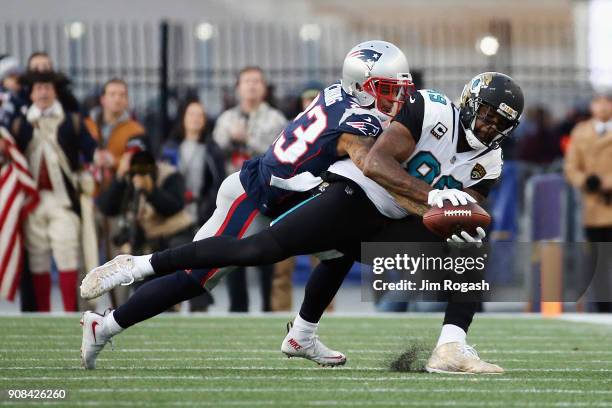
[12,70,97,312]
[25,51,80,113]
[0,55,26,128]
[564,93,612,313]
[85,78,146,190]
[214,66,286,174]
[0,86,22,129]
[96,149,193,265]
[282,81,325,120]
[213,66,286,312]
[556,106,591,156]
[163,101,225,226]
[27,52,53,72]
[0,55,22,95]
[85,78,146,305]
[160,100,225,311]
[516,106,562,165]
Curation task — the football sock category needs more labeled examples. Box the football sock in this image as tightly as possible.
[113,270,205,329]
[291,314,318,341]
[298,256,353,324]
[134,254,154,278]
[104,310,125,337]
[436,324,467,347]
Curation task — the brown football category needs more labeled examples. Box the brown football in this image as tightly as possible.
[423,202,491,238]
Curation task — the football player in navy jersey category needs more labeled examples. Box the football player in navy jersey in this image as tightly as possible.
[79,40,415,369]
[81,71,523,374]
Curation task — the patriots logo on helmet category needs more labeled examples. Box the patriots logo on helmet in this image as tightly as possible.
[345,120,380,136]
[349,49,382,71]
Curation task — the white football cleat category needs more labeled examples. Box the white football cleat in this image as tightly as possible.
[281,322,346,367]
[425,342,504,374]
[80,310,113,370]
[80,255,144,300]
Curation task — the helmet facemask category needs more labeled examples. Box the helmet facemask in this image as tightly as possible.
[363,76,414,118]
[467,100,519,148]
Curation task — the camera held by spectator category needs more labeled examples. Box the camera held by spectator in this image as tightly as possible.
[97,147,193,255]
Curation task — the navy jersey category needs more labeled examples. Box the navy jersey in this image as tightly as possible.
[240,83,386,216]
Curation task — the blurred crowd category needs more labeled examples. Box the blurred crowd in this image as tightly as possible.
[0,52,610,313]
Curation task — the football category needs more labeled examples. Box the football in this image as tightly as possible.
[422,202,491,238]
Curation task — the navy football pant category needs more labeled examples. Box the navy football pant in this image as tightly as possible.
[150,179,389,274]
[116,179,384,328]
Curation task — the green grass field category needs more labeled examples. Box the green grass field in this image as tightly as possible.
[0,315,611,407]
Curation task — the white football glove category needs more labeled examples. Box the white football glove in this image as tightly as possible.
[447,227,487,245]
[427,189,477,208]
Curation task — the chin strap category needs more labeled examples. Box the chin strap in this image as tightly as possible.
[464,127,487,150]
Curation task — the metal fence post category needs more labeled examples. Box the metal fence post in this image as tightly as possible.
[160,20,170,147]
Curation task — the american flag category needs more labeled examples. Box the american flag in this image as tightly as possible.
[0,127,39,301]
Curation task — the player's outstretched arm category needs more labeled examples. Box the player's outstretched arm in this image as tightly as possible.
[337,132,429,216]
[336,133,375,171]
[389,191,431,216]
[361,121,432,203]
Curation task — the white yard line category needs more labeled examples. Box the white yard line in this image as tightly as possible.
[1,375,609,383]
[4,402,612,408]
[1,366,611,373]
[4,357,611,364]
[557,313,612,327]
[2,334,584,341]
[15,387,610,395]
[0,311,555,318]
[2,334,583,343]
[1,348,611,354]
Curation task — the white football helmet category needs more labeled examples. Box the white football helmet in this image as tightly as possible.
[341,40,413,117]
